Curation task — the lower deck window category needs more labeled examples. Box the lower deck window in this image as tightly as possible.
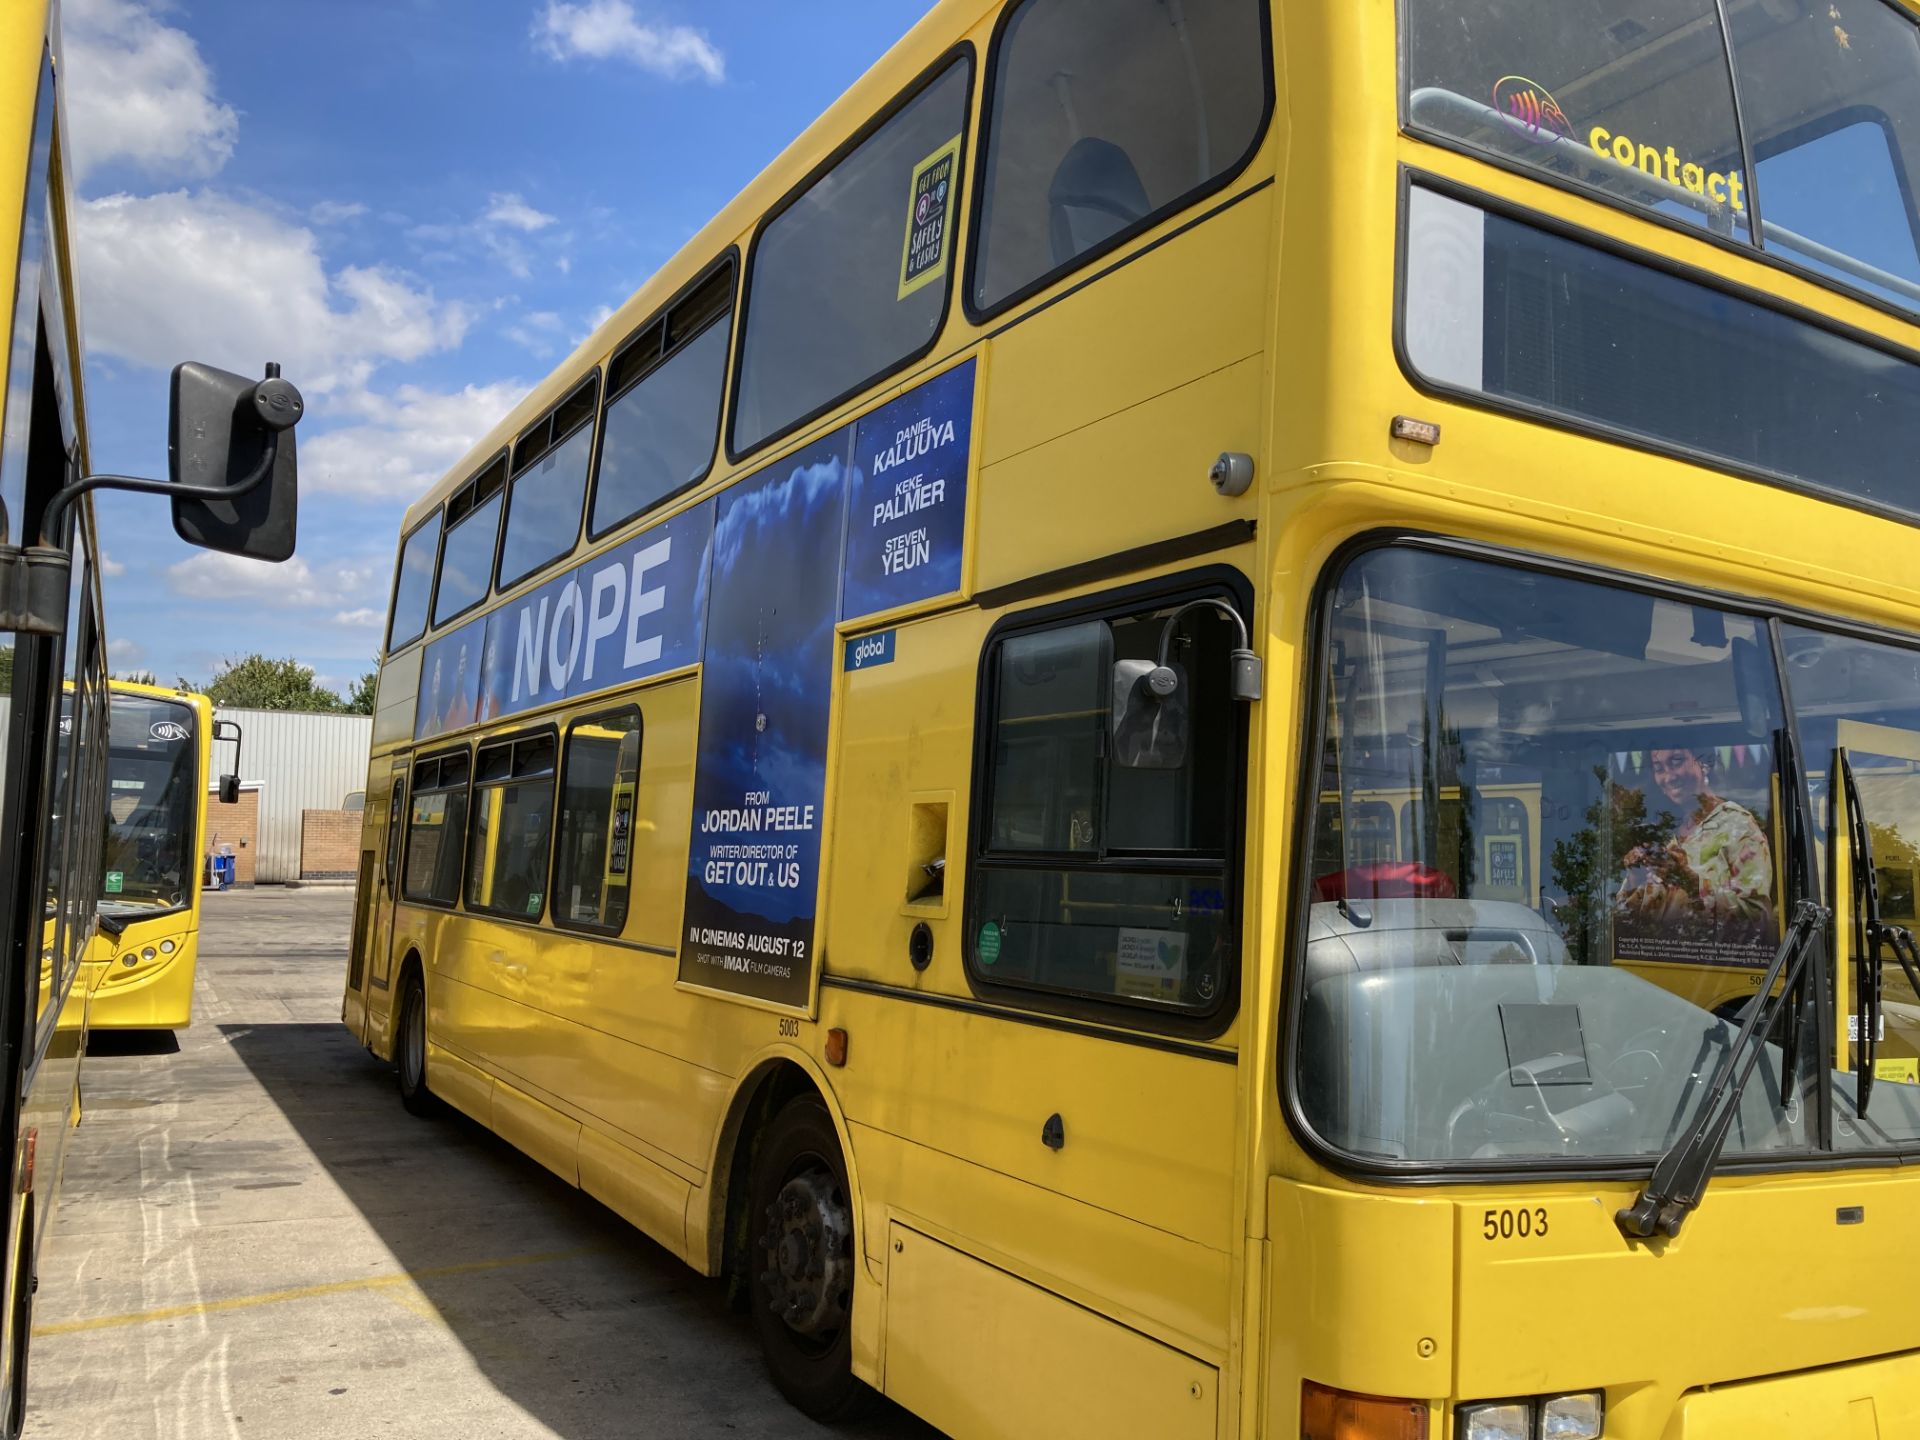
[967,589,1244,1017]
[554,710,642,932]
[403,751,471,906]
[465,734,557,920]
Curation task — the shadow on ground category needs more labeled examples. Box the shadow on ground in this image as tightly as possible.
[85,1030,181,1057]
[221,1021,937,1439]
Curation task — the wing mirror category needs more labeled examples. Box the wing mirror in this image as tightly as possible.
[1109,597,1262,770]
[213,718,243,804]
[169,362,302,561]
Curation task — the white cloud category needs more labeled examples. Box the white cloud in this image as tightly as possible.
[98,551,126,577]
[484,193,556,233]
[333,608,386,630]
[310,200,369,225]
[533,1,724,83]
[62,0,240,183]
[165,551,382,610]
[574,302,617,345]
[107,637,145,669]
[505,309,566,354]
[72,189,470,390]
[302,379,526,503]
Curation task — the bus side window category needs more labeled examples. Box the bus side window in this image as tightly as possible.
[731,55,973,457]
[967,590,1244,1020]
[464,733,558,922]
[553,710,643,933]
[498,376,600,590]
[384,778,405,891]
[970,0,1270,315]
[591,262,733,538]
[403,750,471,907]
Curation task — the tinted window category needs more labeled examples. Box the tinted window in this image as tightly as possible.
[403,753,470,906]
[389,512,441,651]
[554,710,641,931]
[1732,0,1920,308]
[1404,0,1752,241]
[968,595,1241,1017]
[432,491,501,626]
[733,59,971,455]
[499,421,593,587]
[1402,185,1920,520]
[973,0,1268,312]
[466,735,556,919]
[593,318,728,534]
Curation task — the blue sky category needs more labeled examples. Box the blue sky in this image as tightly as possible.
[63,0,927,696]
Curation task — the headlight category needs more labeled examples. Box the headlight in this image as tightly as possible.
[1459,1403,1533,1440]
[140,947,156,961]
[159,939,176,955]
[1542,1394,1604,1440]
[1459,1394,1603,1440]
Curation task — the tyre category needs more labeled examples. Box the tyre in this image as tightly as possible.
[396,972,437,1118]
[748,1096,872,1422]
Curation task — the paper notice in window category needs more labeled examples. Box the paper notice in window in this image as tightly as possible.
[1116,927,1187,1001]
[898,134,961,300]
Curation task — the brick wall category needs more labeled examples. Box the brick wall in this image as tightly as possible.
[206,786,260,886]
[301,809,364,880]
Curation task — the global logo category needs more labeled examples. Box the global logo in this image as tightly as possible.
[150,720,190,742]
[1492,75,1571,145]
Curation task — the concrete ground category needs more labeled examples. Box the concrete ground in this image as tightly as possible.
[24,886,940,1440]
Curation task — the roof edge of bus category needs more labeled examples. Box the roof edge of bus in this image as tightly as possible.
[398,0,991,534]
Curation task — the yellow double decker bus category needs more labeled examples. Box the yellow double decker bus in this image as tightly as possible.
[81,681,229,1031]
[343,0,1920,1434]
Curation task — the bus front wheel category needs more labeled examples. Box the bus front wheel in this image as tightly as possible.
[397,974,437,1118]
[747,1095,871,1422]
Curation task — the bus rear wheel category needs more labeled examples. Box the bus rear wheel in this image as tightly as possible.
[748,1095,871,1422]
[397,973,437,1118]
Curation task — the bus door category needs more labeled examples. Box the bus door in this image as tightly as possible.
[1829,720,1920,1084]
[361,773,407,1041]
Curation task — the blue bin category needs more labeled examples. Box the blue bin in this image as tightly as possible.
[211,853,236,890]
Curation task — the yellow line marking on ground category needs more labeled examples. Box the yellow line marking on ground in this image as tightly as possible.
[33,1246,602,1337]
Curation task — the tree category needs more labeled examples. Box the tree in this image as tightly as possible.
[185,654,346,712]
[113,669,159,686]
[344,669,378,716]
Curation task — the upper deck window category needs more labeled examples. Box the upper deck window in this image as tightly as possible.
[498,377,598,589]
[732,57,972,457]
[970,0,1270,316]
[1402,183,1920,521]
[432,456,505,628]
[387,510,441,652]
[591,263,732,537]
[1404,0,1920,311]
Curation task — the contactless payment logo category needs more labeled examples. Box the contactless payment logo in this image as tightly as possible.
[1492,75,1571,145]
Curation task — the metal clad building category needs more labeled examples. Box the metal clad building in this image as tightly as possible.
[213,707,372,883]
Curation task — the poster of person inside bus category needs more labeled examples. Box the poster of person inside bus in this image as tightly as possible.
[1609,743,1779,967]
[679,432,848,1008]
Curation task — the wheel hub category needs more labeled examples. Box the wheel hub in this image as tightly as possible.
[758,1168,852,1339]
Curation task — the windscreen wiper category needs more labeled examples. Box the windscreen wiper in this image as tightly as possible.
[1616,898,1826,1240]
[1840,750,1920,1118]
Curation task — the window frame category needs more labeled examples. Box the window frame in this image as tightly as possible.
[401,744,473,909]
[462,724,560,924]
[496,373,603,593]
[383,775,405,893]
[1395,0,1920,330]
[587,252,739,543]
[1393,168,1920,534]
[961,0,1277,325]
[1750,103,1920,292]
[726,44,978,466]
[429,450,509,631]
[962,566,1252,1038]
[550,705,645,937]
[386,506,443,654]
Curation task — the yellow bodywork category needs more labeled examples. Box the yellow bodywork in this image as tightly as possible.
[335,1,1920,1436]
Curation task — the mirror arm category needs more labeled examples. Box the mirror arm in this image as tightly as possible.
[35,429,282,550]
[1151,597,1263,702]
